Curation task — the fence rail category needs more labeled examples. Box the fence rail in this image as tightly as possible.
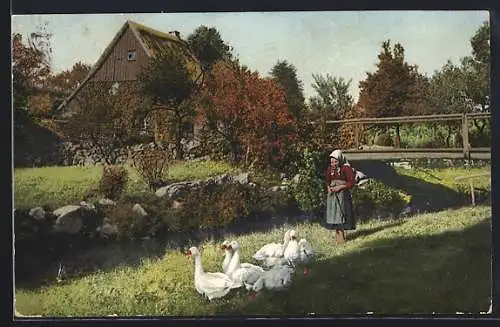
[314,112,491,160]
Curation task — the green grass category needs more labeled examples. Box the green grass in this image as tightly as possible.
[14,160,240,209]
[394,166,491,191]
[15,205,491,316]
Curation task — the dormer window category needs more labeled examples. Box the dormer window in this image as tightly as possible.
[127,50,137,61]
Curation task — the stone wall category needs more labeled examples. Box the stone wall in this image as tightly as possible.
[14,119,201,167]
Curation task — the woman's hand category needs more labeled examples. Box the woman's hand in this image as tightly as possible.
[331,185,343,193]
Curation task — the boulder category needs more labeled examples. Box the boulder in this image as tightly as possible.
[29,206,46,220]
[213,173,231,185]
[98,198,116,206]
[132,203,148,217]
[233,172,250,184]
[97,222,119,237]
[155,182,189,199]
[52,205,84,234]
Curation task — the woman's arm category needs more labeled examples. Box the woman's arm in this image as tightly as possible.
[332,165,355,192]
[324,166,332,192]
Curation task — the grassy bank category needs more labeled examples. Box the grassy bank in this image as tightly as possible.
[13,161,239,209]
[15,205,491,316]
[13,161,491,211]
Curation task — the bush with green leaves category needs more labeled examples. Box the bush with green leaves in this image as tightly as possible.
[98,165,129,200]
[175,182,261,230]
[258,187,298,217]
[352,180,410,221]
[289,148,330,214]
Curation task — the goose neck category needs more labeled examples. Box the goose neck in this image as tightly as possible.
[193,255,204,275]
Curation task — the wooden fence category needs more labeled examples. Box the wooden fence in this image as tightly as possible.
[313,112,491,160]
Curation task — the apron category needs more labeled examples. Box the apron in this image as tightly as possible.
[325,177,356,230]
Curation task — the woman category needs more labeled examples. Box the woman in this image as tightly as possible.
[324,149,356,243]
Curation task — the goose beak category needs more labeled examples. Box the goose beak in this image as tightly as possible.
[226,245,232,250]
[186,250,192,257]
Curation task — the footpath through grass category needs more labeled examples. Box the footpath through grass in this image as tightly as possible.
[15,205,491,316]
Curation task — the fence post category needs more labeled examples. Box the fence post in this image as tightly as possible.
[462,113,470,160]
[354,123,360,149]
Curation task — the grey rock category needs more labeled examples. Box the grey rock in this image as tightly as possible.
[99,223,119,236]
[233,172,250,184]
[98,198,116,206]
[132,203,148,217]
[212,173,231,185]
[53,205,84,234]
[29,206,46,220]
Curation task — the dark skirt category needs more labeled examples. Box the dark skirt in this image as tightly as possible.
[323,189,356,230]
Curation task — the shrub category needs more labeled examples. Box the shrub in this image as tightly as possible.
[98,165,129,200]
[374,131,394,146]
[258,187,298,217]
[289,148,330,214]
[175,182,260,230]
[102,203,150,240]
[132,147,172,190]
[352,180,410,221]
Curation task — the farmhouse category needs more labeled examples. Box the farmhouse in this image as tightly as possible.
[55,20,204,124]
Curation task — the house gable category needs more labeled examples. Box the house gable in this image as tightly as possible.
[55,20,204,118]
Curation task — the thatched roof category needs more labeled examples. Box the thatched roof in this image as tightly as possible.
[55,20,203,113]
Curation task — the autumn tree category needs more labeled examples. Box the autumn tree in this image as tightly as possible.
[12,24,53,138]
[269,60,306,119]
[49,62,91,94]
[64,81,147,165]
[357,40,424,147]
[187,26,233,75]
[198,60,296,170]
[138,47,201,160]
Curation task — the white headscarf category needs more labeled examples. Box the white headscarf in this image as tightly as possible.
[329,149,350,167]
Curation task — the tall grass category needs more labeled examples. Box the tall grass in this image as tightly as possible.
[15,205,491,316]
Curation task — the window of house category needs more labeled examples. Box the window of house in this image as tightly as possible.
[109,82,120,95]
[127,50,137,61]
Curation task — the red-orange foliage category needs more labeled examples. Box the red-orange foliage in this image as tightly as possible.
[198,61,296,168]
[48,62,91,94]
[12,33,52,89]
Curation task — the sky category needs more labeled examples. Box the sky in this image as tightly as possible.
[12,11,489,101]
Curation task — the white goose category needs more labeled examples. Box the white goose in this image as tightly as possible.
[220,240,233,274]
[250,264,294,295]
[186,246,242,301]
[252,229,293,267]
[283,229,315,276]
[225,240,265,297]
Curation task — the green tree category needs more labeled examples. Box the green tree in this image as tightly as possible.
[138,47,201,160]
[461,20,490,113]
[309,73,354,120]
[357,40,424,147]
[305,74,354,147]
[269,60,306,119]
[187,26,233,74]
